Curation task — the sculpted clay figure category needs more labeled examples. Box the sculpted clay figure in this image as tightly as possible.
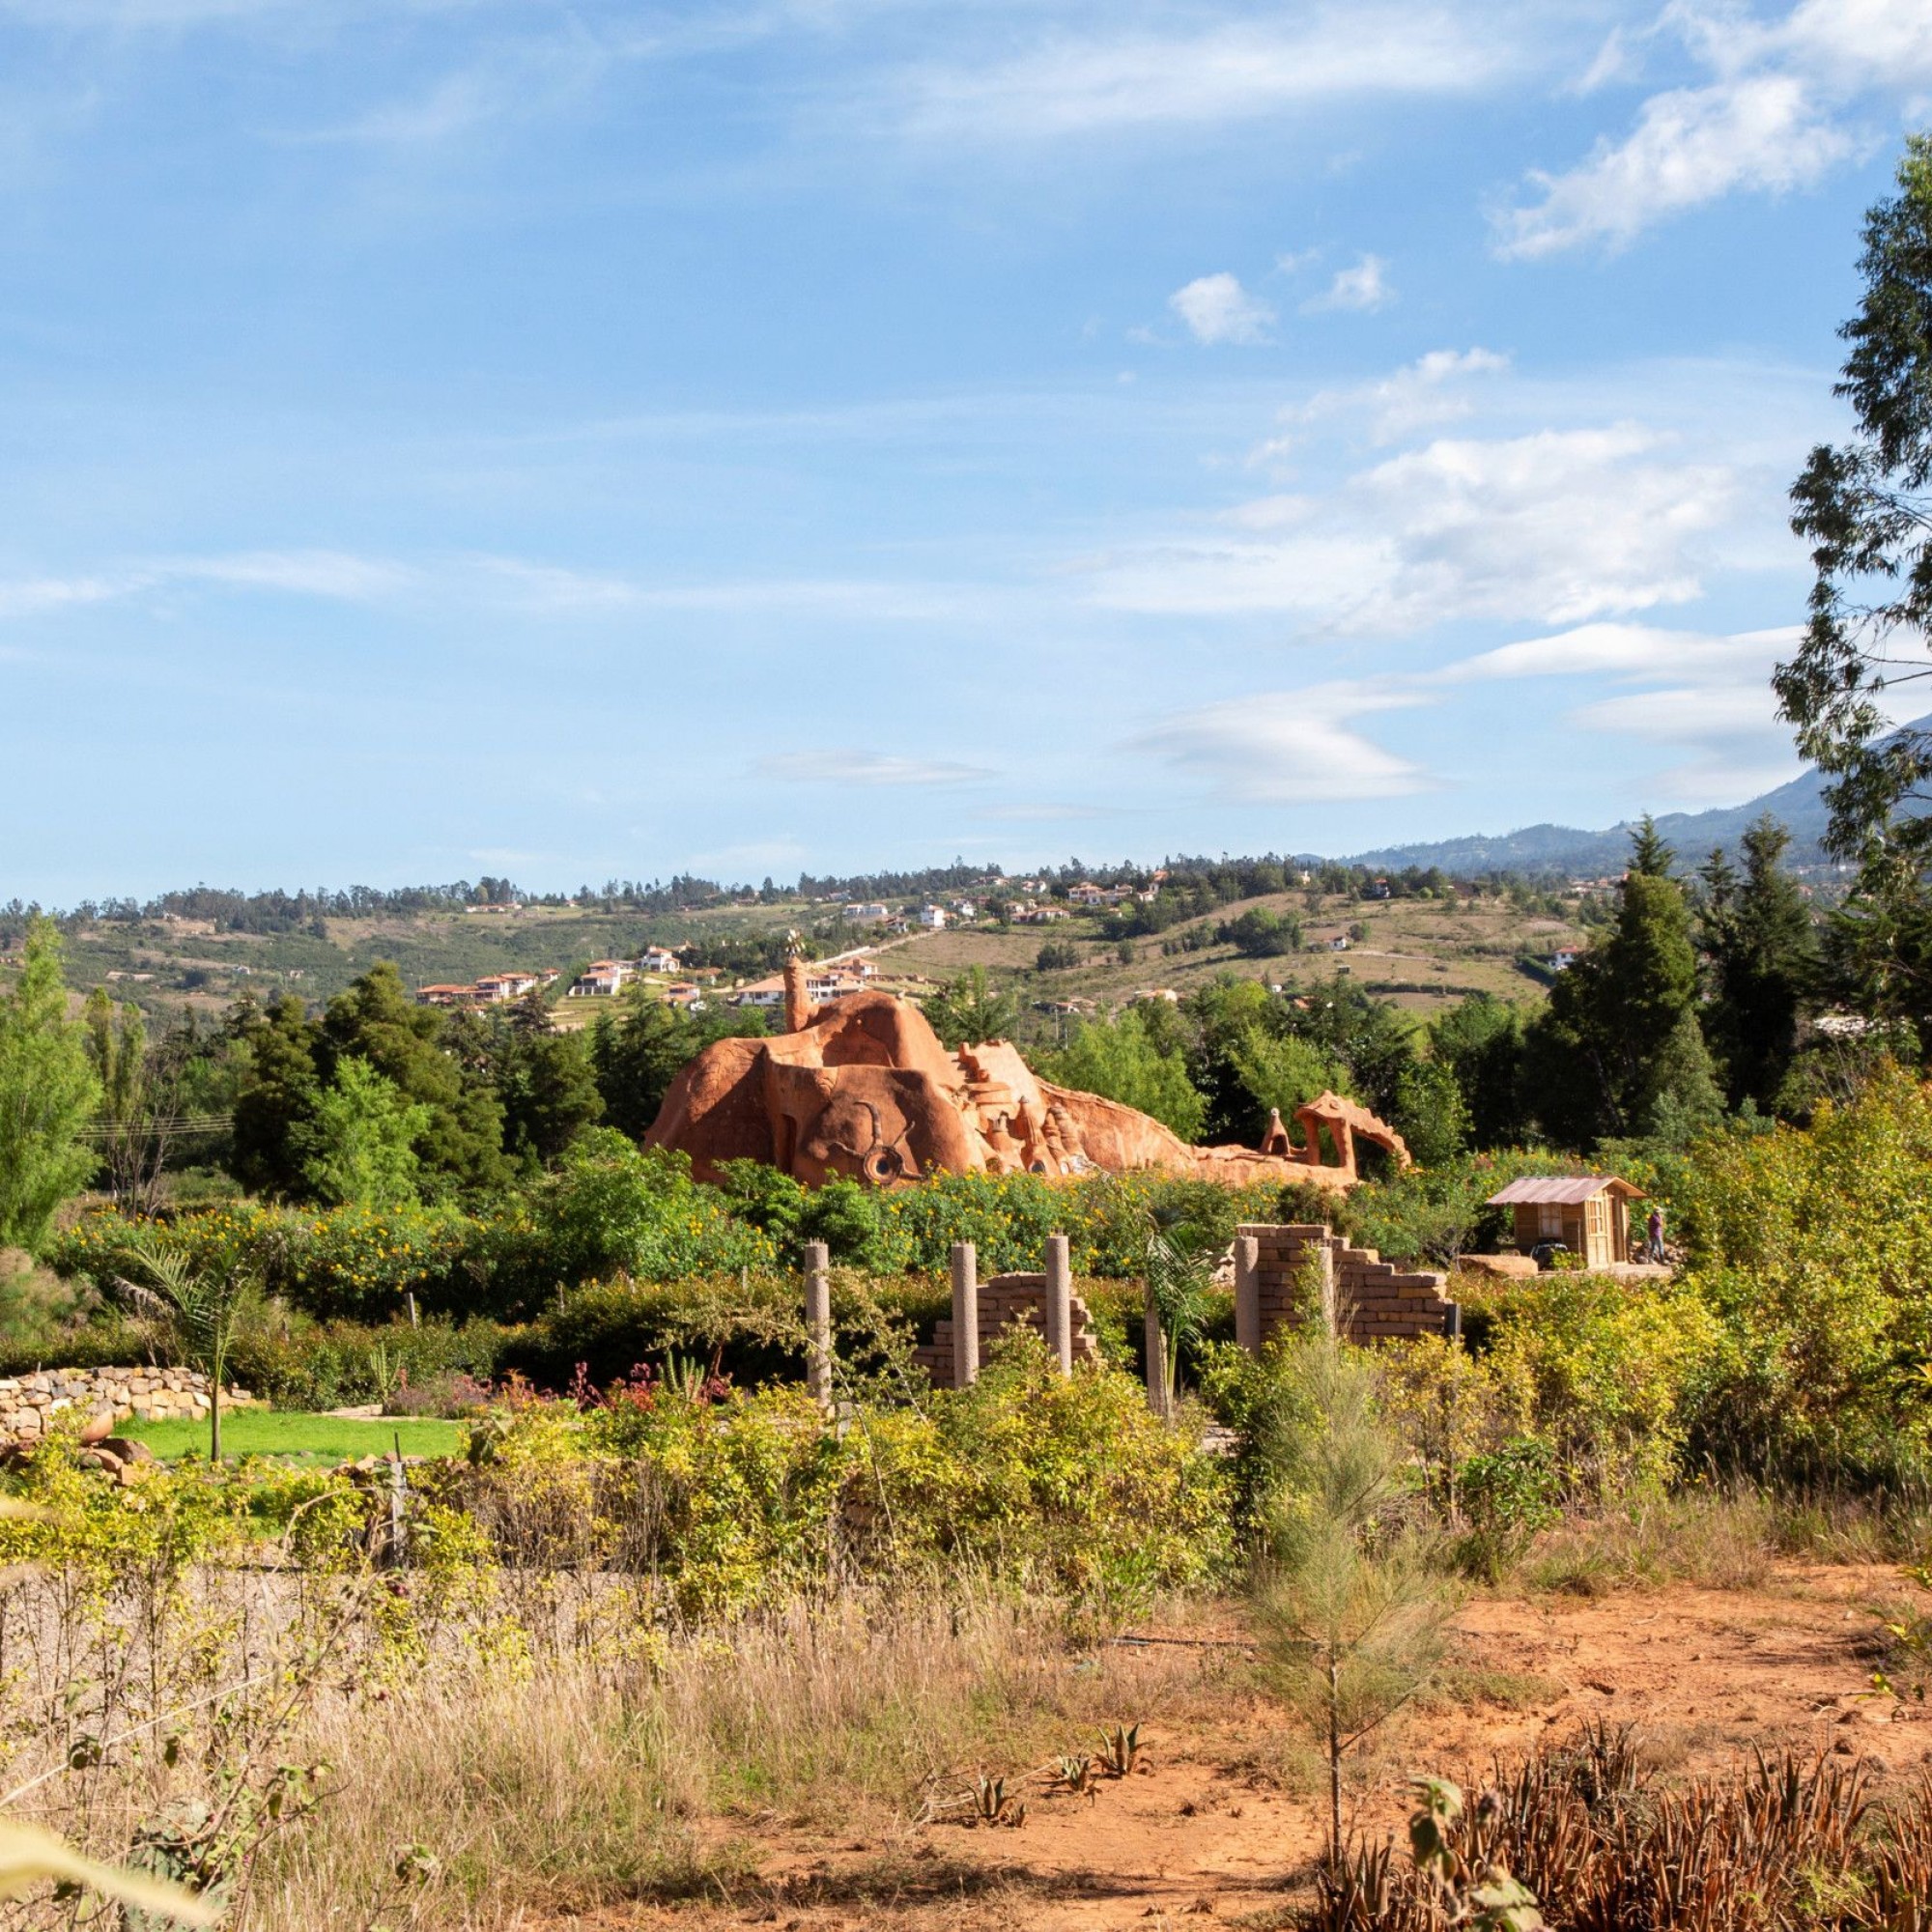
[644,953,1407,1191]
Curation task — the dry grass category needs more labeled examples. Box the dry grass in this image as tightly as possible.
[252,1591,1226,1928]
[1517,1488,1781,1596]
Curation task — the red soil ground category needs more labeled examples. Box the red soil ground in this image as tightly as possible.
[587,1562,1932,1931]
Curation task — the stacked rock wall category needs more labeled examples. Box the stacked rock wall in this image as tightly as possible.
[1238,1223,1459,1343]
[915,1273,1103,1388]
[0,1367,259,1441]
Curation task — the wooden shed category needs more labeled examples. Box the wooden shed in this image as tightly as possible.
[1486,1175,1643,1270]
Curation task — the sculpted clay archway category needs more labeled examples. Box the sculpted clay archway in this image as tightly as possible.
[645,954,1406,1192]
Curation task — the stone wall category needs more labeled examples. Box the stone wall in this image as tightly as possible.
[914,1273,1103,1388]
[1239,1223,1459,1344]
[0,1367,259,1441]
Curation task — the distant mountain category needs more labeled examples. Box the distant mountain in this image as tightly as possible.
[1340,722,1932,878]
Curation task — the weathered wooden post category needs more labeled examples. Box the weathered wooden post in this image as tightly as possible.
[803,1240,833,1407]
[1044,1234,1073,1375]
[1312,1235,1338,1338]
[1144,1286,1172,1419]
[950,1240,980,1388]
[1234,1234,1261,1354]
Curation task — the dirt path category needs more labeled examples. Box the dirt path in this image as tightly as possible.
[588,1563,1932,1931]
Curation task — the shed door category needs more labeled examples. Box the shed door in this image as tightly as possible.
[1584,1195,1606,1265]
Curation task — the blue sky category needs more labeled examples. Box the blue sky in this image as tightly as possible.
[2,0,1928,901]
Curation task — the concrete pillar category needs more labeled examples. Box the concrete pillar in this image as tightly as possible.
[1144,1285,1172,1419]
[950,1240,980,1388]
[803,1240,833,1406]
[1234,1235,1262,1353]
[1044,1234,1073,1375]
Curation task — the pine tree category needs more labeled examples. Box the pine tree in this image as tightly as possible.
[1253,1330,1453,1861]
[488,1004,604,1165]
[321,963,509,1197]
[1698,817,1819,1109]
[0,917,100,1252]
[228,994,324,1199]
[1627,813,1675,879]
[1523,828,1724,1143]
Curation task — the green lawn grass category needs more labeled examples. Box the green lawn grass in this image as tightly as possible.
[119,1410,464,1465]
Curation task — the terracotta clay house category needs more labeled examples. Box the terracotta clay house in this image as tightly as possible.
[1487,1175,1643,1269]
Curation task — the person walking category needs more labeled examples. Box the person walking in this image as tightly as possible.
[1644,1205,1665,1264]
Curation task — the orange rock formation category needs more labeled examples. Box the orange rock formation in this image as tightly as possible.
[644,954,1407,1191]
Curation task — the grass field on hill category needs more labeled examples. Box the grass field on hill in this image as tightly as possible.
[120,1410,465,1464]
[45,883,1590,1026]
[891,889,1587,1021]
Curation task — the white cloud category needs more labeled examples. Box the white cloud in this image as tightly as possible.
[975,800,1111,821]
[1136,622,1813,810]
[1574,26,1641,94]
[894,10,1514,140]
[1456,621,1808,803]
[1768,0,1932,88]
[1304,253,1393,312]
[1169,272,1275,346]
[0,575,121,619]
[1090,425,1734,632]
[1450,620,1796,684]
[1496,0,1932,259]
[173,550,414,599]
[1498,72,1851,258]
[1289,345,1509,443]
[1135,682,1434,803]
[0,552,409,618]
[758,749,995,786]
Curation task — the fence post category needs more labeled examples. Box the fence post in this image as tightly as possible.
[1044,1234,1073,1375]
[803,1240,833,1407]
[1307,1232,1338,1338]
[1144,1285,1172,1419]
[950,1240,980,1389]
[1234,1234,1261,1353]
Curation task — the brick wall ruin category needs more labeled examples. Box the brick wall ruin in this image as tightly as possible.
[915,1272,1103,1388]
[1240,1223,1458,1344]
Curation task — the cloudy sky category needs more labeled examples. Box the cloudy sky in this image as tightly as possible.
[1,0,1926,899]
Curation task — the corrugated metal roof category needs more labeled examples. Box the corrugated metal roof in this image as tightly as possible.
[1486,1175,1642,1206]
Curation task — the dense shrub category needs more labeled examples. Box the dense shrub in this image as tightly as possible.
[231,1313,517,1411]
[440,1337,1232,1617]
[50,1199,480,1321]
[1675,1066,1932,1479]
[1475,1272,1717,1502]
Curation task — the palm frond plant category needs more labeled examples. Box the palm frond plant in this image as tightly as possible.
[112,1245,253,1463]
[1143,1220,1213,1413]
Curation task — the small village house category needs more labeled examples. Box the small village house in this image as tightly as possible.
[1486,1175,1643,1270]
[569,959,632,997]
[843,902,889,923]
[638,946,682,975]
[918,905,948,929]
[474,972,540,1003]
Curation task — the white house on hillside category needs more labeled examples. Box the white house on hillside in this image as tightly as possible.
[570,960,632,996]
